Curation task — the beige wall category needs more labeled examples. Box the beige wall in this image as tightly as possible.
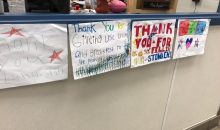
[0,62,176,130]
[0,1,220,130]
[162,1,220,130]
[162,26,220,130]
[2,29,220,130]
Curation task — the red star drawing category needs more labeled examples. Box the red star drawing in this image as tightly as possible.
[49,50,63,63]
[2,27,24,37]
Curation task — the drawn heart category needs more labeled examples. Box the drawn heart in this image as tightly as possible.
[186,38,193,49]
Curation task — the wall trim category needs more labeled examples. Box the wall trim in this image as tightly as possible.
[184,115,220,130]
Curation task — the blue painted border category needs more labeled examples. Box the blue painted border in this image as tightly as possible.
[0,13,220,25]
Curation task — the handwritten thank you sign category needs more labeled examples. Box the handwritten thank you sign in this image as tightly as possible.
[173,19,210,59]
[131,19,176,68]
[0,24,68,89]
[69,20,130,79]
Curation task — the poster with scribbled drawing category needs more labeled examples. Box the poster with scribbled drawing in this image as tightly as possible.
[69,20,130,80]
[131,19,176,68]
[0,24,68,89]
[173,19,210,59]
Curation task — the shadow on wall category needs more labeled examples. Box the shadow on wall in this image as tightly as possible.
[218,1,220,12]
[218,106,220,115]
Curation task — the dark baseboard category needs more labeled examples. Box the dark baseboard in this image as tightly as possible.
[186,116,220,130]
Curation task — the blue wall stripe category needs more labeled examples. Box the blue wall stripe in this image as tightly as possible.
[0,13,220,25]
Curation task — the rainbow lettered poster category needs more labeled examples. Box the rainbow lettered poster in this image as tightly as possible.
[69,20,131,80]
[131,19,176,68]
[0,24,68,89]
[173,19,210,59]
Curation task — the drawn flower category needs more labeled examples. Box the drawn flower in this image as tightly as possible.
[138,51,143,57]
[132,51,137,56]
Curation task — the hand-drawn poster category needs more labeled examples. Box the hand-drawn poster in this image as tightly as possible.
[131,19,176,68]
[173,19,210,59]
[0,24,68,89]
[69,20,130,80]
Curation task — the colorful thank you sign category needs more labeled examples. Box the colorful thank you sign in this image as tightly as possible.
[69,20,130,80]
[0,24,68,89]
[131,19,176,68]
[173,19,210,59]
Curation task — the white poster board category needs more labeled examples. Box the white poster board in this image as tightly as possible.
[69,20,131,80]
[173,19,210,59]
[0,24,68,89]
[131,19,176,68]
